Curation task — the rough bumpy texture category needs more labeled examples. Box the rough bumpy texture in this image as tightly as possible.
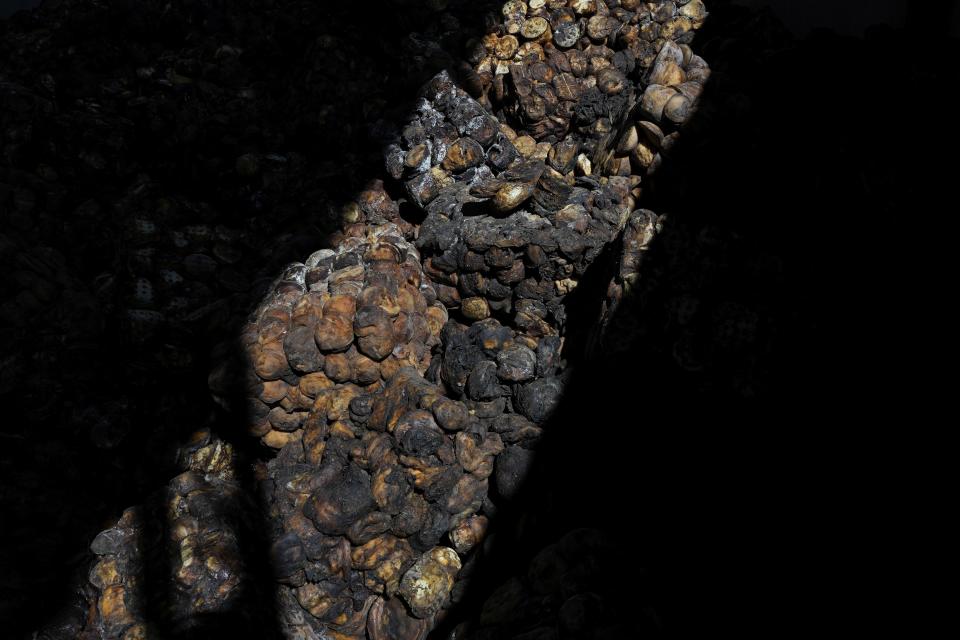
[7,0,946,636]
[5,1,712,638]
[223,3,712,638]
[84,429,251,639]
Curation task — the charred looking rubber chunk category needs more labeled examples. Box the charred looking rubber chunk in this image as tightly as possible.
[304,462,375,535]
[84,431,248,637]
[234,224,447,449]
[367,596,428,640]
[384,71,520,210]
[469,0,709,163]
[210,3,713,638]
[416,170,637,333]
[27,0,716,637]
[398,546,462,618]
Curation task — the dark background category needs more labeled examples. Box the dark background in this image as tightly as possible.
[1,0,946,637]
[6,0,960,34]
